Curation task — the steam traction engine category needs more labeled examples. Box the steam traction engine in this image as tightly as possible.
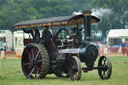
[13,11,112,80]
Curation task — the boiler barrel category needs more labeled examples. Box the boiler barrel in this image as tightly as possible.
[79,44,98,62]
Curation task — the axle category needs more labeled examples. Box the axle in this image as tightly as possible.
[82,65,108,73]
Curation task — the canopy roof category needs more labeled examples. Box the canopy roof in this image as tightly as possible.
[13,14,100,29]
[107,29,128,38]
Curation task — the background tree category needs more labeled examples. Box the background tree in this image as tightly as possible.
[0,0,127,41]
[91,0,128,41]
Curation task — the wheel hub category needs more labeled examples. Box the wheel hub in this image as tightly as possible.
[72,65,78,72]
[30,59,38,66]
[103,65,108,71]
[100,65,108,71]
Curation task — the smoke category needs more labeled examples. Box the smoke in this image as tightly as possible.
[72,11,82,15]
[91,8,112,17]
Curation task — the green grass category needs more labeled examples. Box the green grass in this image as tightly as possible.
[0,56,128,85]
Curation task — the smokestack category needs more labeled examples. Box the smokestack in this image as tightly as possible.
[83,10,92,41]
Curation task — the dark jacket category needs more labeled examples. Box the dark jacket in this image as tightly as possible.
[42,29,52,41]
[23,29,40,43]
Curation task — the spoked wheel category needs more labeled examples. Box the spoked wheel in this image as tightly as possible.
[98,56,112,79]
[56,28,70,39]
[68,56,82,80]
[21,43,49,79]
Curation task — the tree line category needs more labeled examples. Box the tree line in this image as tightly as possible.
[0,0,128,41]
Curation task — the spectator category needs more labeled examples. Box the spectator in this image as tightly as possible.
[126,47,128,56]
[1,42,7,59]
[3,42,7,51]
[121,42,126,56]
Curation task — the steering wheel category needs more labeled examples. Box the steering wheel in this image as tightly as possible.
[56,28,70,39]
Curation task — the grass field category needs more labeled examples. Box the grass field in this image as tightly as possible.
[0,56,128,85]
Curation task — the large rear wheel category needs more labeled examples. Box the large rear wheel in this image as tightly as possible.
[21,43,49,79]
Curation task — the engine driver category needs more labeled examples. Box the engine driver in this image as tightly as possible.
[41,26,52,42]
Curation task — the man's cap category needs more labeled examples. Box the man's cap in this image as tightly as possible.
[44,26,49,28]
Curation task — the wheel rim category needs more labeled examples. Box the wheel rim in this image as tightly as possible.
[98,56,112,79]
[56,28,70,39]
[22,44,43,79]
[68,56,82,80]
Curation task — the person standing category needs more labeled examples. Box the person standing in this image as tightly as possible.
[121,42,126,56]
[23,27,40,43]
[41,26,58,61]
[3,42,7,51]
[1,42,7,59]
[41,26,52,41]
[126,46,128,56]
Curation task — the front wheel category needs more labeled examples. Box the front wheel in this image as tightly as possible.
[68,56,82,80]
[98,56,112,79]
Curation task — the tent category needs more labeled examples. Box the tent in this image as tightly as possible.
[107,29,128,38]
[107,29,128,46]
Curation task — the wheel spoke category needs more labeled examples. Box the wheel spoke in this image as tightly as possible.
[28,68,35,77]
[103,71,106,76]
[33,47,37,57]
[25,50,32,57]
[69,70,74,80]
[33,48,36,58]
[34,67,39,79]
[35,51,40,60]
[31,49,33,58]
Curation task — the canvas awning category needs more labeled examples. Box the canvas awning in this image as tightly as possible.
[13,14,100,29]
